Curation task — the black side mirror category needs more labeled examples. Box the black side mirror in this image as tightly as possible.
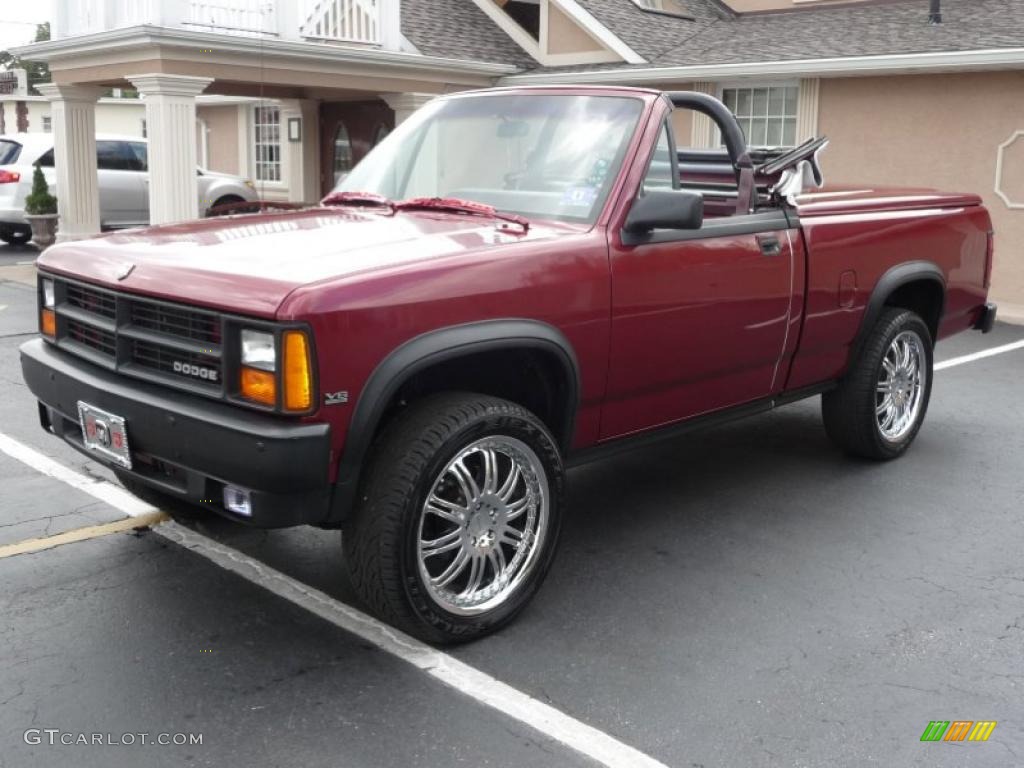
[623,190,703,234]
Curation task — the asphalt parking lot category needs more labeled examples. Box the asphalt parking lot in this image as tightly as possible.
[1,245,1022,768]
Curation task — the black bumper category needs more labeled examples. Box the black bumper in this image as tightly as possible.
[20,339,333,528]
[974,302,997,334]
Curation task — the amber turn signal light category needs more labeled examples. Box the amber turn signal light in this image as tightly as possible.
[240,366,276,406]
[282,330,312,412]
[40,308,56,337]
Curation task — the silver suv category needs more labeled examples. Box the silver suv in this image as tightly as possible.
[0,133,259,244]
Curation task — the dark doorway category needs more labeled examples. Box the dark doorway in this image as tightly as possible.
[320,100,395,196]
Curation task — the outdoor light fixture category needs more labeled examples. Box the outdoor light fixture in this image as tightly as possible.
[288,117,301,142]
[222,485,252,517]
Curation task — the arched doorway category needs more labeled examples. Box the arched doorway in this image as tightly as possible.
[332,122,353,185]
[319,100,396,195]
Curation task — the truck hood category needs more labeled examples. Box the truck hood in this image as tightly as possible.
[36,207,581,317]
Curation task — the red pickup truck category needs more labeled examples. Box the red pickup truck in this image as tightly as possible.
[21,87,995,642]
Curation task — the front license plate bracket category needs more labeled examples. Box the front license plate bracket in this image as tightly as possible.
[77,401,132,470]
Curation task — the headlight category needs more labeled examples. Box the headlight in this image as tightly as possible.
[240,329,276,406]
[282,330,312,412]
[40,278,55,337]
[241,329,275,371]
[238,327,315,412]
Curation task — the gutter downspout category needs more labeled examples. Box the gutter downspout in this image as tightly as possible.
[929,0,942,24]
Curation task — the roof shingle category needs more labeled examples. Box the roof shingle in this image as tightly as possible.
[401,0,536,67]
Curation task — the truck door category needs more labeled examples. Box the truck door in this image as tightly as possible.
[601,120,800,439]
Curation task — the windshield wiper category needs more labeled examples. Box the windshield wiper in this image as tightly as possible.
[395,197,530,233]
[320,190,396,212]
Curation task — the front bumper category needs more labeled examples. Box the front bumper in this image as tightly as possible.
[20,339,333,527]
[974,302,998,334]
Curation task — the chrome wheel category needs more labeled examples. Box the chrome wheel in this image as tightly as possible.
[875,330,927,442]
[417,435,548,616]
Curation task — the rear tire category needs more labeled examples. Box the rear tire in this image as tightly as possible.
[0,229,31,245]
[822,308,933,460]
[343,393,564,644]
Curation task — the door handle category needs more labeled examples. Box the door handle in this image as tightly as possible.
[757,234,782,256]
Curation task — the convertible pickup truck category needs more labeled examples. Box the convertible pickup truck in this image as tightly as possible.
[21,87,996,642]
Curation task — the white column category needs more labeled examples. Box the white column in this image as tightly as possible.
[381,93,435,126]
[128,73,213,225]
[796,78,821,144]
[279,98,321,202]
[35,83,103,242]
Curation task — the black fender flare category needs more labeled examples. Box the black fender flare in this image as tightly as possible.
[847,260,946,368]
[328,319,580,523]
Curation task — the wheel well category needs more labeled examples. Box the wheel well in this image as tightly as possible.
[380,347,575,449]
[884,279,944,341]
[212,194,245,206]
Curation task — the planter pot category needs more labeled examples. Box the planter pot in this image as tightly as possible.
[24,213,59,250]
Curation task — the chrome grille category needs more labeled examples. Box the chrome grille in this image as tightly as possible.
[51,277,230,399]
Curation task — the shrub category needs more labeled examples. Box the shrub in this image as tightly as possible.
[24,164,57,216]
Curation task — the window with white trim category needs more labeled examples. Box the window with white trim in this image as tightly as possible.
[42,115,52,133]
[253,105,281,182]
[721,85,798,148]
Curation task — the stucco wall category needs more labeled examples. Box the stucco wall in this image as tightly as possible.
[818,72,1024,307]
[197,104,240,176]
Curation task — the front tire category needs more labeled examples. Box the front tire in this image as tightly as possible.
[822,308,933,460]
[343,393,564,644]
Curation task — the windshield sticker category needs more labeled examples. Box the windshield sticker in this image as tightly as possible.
[561,186,599,208]
[586,157,612,187]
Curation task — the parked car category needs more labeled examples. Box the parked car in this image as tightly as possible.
[0,133,258,244]
[21,87,996,643]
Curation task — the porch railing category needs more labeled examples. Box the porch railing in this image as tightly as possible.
[56,0,388,46]
[185,0,278,37]
[301,0,380,45]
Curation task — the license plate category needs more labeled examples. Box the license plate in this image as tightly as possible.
[77,401,132,469]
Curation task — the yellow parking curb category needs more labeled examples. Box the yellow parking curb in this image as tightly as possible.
[0,511,169,560]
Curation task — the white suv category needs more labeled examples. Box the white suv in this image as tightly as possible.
[0,133,259,245]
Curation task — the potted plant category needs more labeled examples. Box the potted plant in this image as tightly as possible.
[24,164,59,250]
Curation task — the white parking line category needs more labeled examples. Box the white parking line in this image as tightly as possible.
[935,339,1024,371]
[0,431,668,768]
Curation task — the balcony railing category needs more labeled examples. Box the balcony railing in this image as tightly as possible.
[55,0,390,47]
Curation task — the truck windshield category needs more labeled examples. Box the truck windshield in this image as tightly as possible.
[334,93,643,225]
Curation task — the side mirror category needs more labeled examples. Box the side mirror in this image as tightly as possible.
[623,190,703,234]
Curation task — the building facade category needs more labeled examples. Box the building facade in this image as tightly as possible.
[9,0,1024,309]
